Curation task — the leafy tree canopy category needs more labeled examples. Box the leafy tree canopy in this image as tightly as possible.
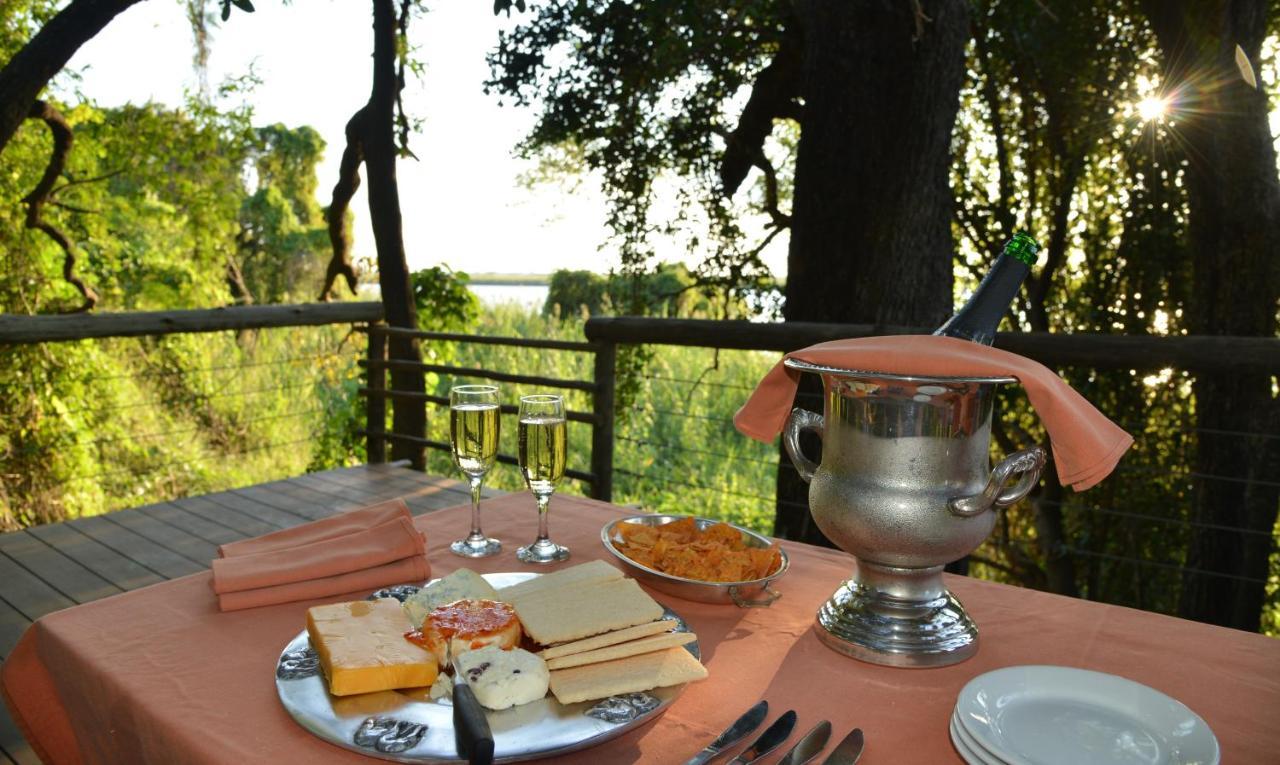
[488,1,791,309]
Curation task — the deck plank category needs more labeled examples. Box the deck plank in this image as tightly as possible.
[228,482,352,521]
[99,510,218,564]
[190,491,312,530]
[0,597,32,661]
[174,495,287,536]
[0,532,121,605]
[25,523,165,592]
[69,516,207,580]
[0,554,73,637]
[0,704,37,765]
[135,503,247,547]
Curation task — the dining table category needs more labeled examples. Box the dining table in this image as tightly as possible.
[4,487,1279,764]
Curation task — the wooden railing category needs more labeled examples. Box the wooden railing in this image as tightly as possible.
[581,316,1280,372]
[0,302,384,343]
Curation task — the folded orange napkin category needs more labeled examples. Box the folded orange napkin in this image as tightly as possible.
[210,499,430,611]
[734,335,1132,491]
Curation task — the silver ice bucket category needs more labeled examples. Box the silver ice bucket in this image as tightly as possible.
[783,359,1045,667]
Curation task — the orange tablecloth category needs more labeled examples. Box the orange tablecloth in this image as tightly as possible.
[5,493,1279,764]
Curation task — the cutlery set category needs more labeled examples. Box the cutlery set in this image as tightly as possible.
[684,701,864,765]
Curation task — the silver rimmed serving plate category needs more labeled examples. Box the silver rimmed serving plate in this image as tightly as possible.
[600,514,789,607]
[276,572,699,763]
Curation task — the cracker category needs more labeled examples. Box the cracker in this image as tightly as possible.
[496,559,622,601]
[546,631,696,670]
[548,647,707,704]
[540,619,679,660]
[511,577,664,645]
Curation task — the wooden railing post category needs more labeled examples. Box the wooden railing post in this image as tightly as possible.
[366,324,388,463]
[590,340,617,502]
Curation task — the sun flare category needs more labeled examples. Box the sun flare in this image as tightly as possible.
[1137,96,1169,122]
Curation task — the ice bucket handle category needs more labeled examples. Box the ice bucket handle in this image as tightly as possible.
[782,408,824,483]
[948,447,1047,517]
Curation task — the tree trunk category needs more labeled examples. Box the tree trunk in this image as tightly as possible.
[366,0,425,467]
[1144,0,1280,630]
[774,0,969,543]
[0,0,144,157]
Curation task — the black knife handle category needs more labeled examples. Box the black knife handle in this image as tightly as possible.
[453,684,494,765]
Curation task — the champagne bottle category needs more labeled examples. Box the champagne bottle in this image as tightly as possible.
[934,231,1040,345]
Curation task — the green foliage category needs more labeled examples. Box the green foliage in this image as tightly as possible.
[543,263,710,318]
[411,266,481,333]
[0,35,354,528]
[544,270,608,317]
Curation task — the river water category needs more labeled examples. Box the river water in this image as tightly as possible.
[469,284,549,308]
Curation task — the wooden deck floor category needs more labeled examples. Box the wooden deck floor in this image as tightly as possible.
[0,464,492,764]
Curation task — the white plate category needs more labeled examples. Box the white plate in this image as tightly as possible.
[951,713,1003,765]
[955,666,1219,765]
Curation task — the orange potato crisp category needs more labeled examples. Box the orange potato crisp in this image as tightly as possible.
[614,518,782,583]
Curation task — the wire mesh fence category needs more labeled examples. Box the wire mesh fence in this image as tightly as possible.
[0,323,363,531]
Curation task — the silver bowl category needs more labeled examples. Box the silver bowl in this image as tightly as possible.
[600,514,789,608]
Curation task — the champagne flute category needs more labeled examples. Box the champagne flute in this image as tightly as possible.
[449,384,502,557]
[516,394,570,564]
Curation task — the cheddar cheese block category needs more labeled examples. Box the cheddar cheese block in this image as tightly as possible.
[306,598,438,696]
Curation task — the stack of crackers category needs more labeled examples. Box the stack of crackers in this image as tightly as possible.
[497,560,708,704]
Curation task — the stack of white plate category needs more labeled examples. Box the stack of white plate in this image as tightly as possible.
[949,666,1220,765]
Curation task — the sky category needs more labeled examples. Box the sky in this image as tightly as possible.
[57,0,628,276]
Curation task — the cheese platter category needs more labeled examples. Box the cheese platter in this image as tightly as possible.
[275,569,702,763]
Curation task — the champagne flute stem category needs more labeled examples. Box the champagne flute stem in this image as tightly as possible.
[534,493,551,543]
[468,475,485,540]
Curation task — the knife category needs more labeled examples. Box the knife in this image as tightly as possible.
[447,642,494,765]
[777,720,832,765]
[682,700,770,765]
[821,727,865,765]
[727,709,798,765]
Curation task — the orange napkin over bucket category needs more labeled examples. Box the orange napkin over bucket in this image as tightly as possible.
[210,498,430,611]
[734,335,1132,491]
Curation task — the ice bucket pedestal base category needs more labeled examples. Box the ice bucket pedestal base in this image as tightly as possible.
[815,560,978,668]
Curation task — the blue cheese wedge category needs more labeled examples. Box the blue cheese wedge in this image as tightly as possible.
[454,645,550,710]
[404,568,500,628]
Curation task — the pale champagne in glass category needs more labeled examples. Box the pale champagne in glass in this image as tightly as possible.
[516,395,570,563]
[449,385,502,557]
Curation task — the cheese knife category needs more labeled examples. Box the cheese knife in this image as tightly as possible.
[682,700,770,765]
[727,709,798,765]
[776,720,832,765]
[821,727,865,765]
[446,642,494,765]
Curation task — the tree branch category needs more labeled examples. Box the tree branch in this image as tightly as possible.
[22,100,97,312]
[225,253,254,305]
[0,0,144,157]
[719,22,802,197]
[50,168,123,197]
[319,107,367,301]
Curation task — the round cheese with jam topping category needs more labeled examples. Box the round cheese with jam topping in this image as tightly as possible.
[454,645,550,710]
[407,599,522,666]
